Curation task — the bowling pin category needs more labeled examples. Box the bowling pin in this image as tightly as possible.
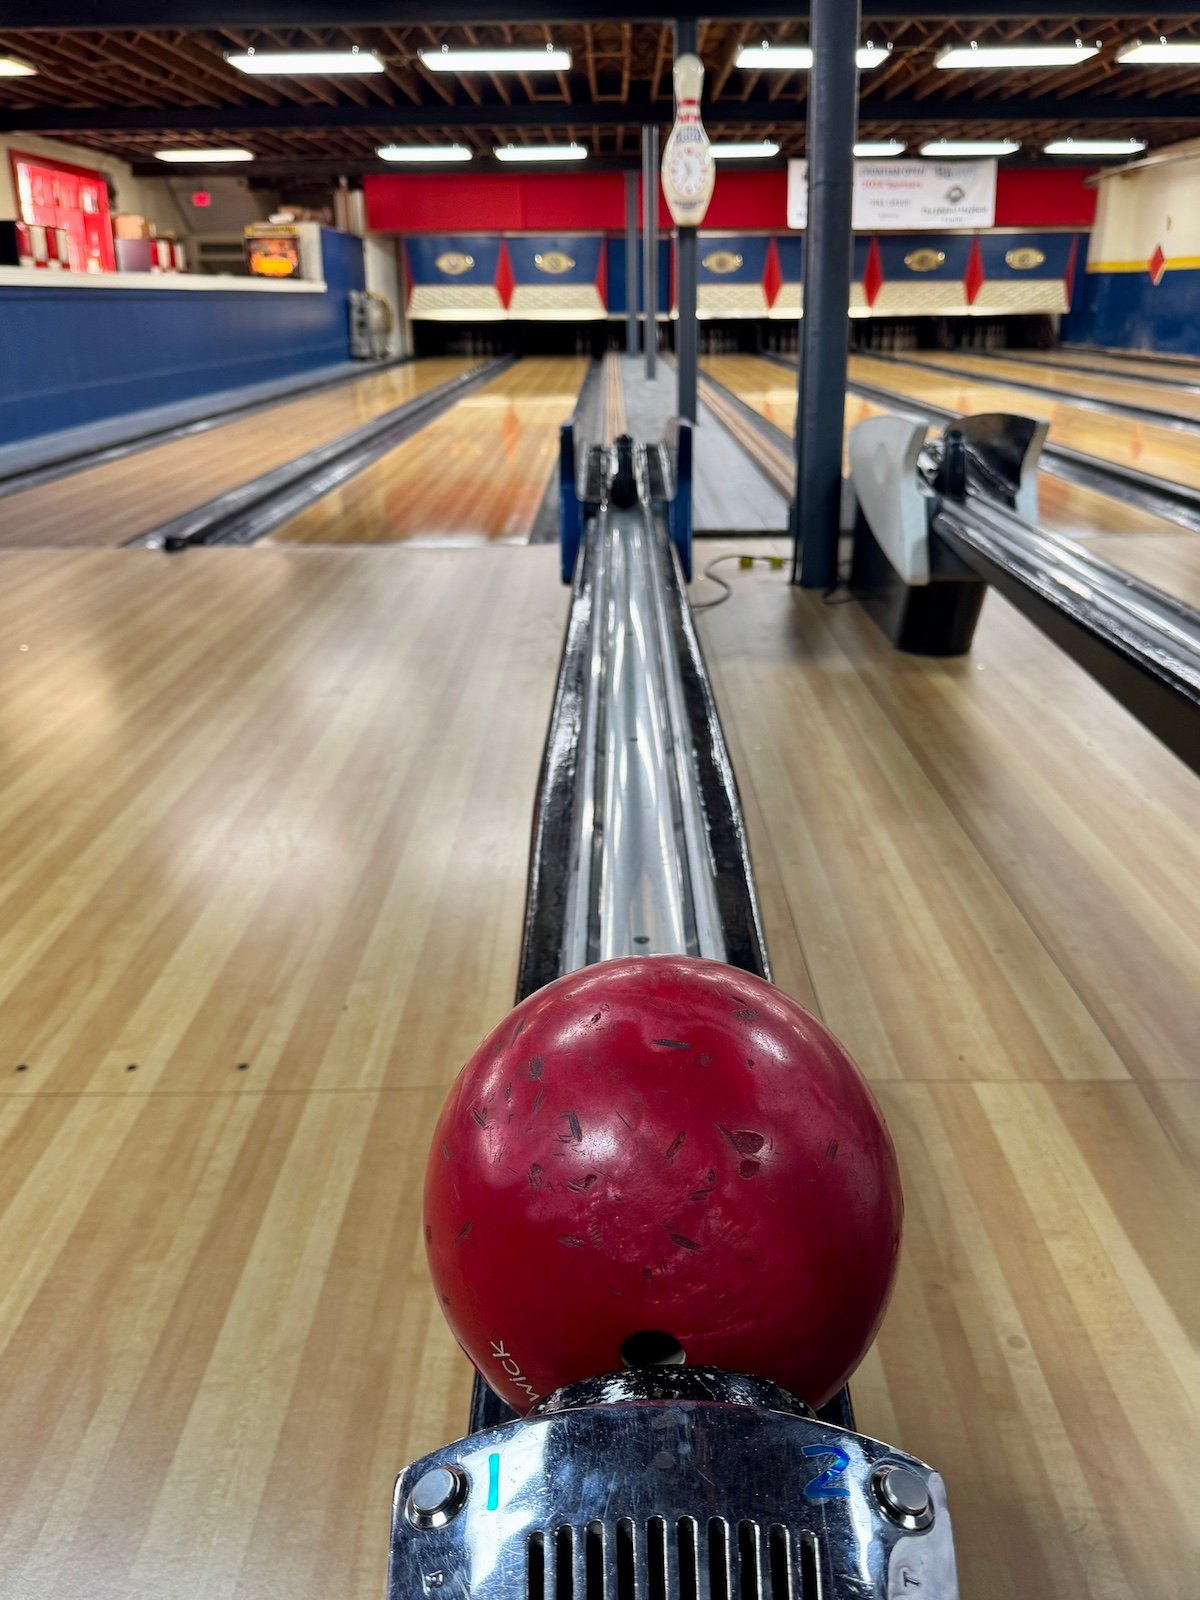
[661,53,716,227]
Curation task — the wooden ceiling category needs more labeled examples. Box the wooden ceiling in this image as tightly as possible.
[1,18,1197,174]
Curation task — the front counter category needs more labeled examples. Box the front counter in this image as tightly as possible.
[0,227,365,449]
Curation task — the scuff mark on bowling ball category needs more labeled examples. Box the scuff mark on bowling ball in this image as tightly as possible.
[826,1140,839,1161]
[455,1220,474,1246]
[528,1164,543,1190]
[589,1012,603,1025]
[532,1086,546,1114]
[698,1053,712,1066]
[512,1018,526,1041]
[565,1109,582,1142]
[732,1008,758,1021]
[718,1125,765,1156]
[665,1130,687,1164]
[690,1170,717,1201]
[503,1082,513,1102]
[558,1235,587,1249]
[663,1227,702,1252]
[653,1039,690,1050]
[526,1057,544,1079]
[441,1141,452,1162]
[470,1106,489,1129]
[739,1160,761,1179]
[568,1172,599,1192]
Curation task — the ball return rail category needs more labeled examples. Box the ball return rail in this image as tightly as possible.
[385,435,960,1600]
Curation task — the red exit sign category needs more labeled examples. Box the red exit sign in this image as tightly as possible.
[191,191,211,208]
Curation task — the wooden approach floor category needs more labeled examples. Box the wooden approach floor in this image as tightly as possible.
[269,357,587,545]
[0,541,1195,1599]
[0,358,477,550]
[702,354,1200,601]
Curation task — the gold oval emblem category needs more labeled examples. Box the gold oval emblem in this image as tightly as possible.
[435,251,474,276]
[702,250,744,275]
[534,251,575,275]
[1005,247,1046,271]
[904,249,945,273]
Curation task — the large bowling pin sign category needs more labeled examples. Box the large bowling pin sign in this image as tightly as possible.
[661,52,715,227]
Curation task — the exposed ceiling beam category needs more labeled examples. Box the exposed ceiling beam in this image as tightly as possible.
[4,0,1200,24]
[3,94,1193,135]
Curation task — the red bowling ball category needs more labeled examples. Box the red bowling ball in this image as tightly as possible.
[424,955,902,1412]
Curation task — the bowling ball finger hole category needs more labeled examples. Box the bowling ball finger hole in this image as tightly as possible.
[620,1330,686,1369]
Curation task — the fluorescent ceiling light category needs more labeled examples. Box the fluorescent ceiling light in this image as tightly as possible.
[855,140,907,157]
[710,141,781,160]
[227,49,384,75]
[1118,40,1200,64]
[936,43,1099,69]
[377,144,472,162]
[920,139,1020,156]
[735,43,890,71]
[1044,138,1147,156]
[420,46,571,73]
[494,143,586,162]
[155,147,255,163]
[0,54,37,77]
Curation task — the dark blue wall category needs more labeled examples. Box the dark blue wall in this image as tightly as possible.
[1060,267,1200,357]
[0,228,365,447]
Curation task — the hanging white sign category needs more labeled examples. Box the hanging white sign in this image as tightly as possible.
[786,157,998,232]
[852,159,997,230]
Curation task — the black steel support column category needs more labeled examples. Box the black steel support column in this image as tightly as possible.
[674,17,699,424]
[793,0,861,586]
[642,124,659,380]
[624,170,640,357]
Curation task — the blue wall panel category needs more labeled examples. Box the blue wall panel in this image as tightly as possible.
[405,234,501,286]
[0,227,365,447]
[1060,267,1200,357]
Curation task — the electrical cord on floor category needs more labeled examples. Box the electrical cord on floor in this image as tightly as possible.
[690,552,788,610]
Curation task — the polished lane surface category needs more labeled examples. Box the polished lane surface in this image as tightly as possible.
[0,358,478,549]
[1018,347,1200,386]
[701,354,1187,544]
[920,350,1200,422]
[269,357,587,545]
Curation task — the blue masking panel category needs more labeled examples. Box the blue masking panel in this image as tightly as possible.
[874,233,975,281]
[976,232,1078,280]
[506,235,603,286]
[404,234,503,286]
[697,235,770,283]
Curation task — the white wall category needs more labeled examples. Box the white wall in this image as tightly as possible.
[363,232,410,357]
[1087,136,1200,268]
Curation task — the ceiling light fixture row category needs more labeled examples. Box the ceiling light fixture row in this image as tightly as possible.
[734,38,1200,71]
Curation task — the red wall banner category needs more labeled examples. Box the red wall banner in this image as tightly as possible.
[364,165,1097,235]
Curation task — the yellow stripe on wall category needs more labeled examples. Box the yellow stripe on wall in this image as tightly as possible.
[1088,256,1200,274]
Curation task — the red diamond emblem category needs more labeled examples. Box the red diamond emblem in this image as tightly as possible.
[964,237,985,306]
[1148,245,1166,285]
[862,237,884,308]
[763,237,783,308]
[495,240,514,309]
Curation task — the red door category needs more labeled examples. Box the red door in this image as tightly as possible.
[11,151,116,272]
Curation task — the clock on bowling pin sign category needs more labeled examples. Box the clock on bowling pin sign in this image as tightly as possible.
[661,52,715,226]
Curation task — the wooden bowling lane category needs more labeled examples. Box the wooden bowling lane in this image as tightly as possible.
[924,350,1200,422]
[851,353,1200,492]
[0,358,477,550]
[269,357,588,545]
[696,551,1199,1598]
[0,542,568,1598]
[702,353,1187,546]
[1022,347,1200,386]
